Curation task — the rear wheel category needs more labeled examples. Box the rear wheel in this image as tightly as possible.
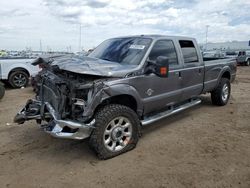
[211,78,231,106]
[8,70,29,88]
[89,104,140,159]
[246,59,250,66]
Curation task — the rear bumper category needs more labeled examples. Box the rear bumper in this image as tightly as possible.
[237,61,246,64]
[236,59,246,64]
[14,99,95,140]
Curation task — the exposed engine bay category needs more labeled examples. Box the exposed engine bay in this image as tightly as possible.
[14,62,114,140]
[36,66,108,122]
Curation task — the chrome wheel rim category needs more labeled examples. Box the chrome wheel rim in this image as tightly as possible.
[103,116,132,152]
[222,84,229,102]
[13,73,26,87]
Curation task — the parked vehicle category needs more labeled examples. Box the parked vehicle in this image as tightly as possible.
[0,81,5,99]
[203,50,225,60]
[0,58,40,88]
[236,50,250,66]
[225,51,238,59]
[14,35,237,159]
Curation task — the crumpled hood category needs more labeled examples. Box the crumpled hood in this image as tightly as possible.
[51,55,138,77]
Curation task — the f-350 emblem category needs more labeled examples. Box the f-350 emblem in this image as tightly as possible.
[146,88,154,96]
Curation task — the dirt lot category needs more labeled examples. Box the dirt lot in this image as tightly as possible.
[0,66,250,188]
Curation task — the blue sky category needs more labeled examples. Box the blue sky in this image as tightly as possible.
[0,0,250,51]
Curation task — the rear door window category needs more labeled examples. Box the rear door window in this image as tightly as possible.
[179,40,199,63]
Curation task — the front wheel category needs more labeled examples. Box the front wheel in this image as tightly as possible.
[211,78,231,106]
[89,104,140,159]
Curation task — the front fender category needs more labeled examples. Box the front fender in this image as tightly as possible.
[103,83,143,113]
[82,83,144,119]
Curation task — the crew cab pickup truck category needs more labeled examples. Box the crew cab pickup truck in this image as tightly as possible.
[14,35,237,159]
[0,58,40,88]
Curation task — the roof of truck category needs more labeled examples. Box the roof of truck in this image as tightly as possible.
[113,34,196,41]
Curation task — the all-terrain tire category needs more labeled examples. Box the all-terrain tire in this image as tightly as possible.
[211,78,231,106]
[89,104,140,160]
[8,70,29,88]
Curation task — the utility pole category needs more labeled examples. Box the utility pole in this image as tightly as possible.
[79,24,82,52]
[40,39,43,52]
[205,25,209,51]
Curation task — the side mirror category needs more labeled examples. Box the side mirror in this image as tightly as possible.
[146,56,169,77]
[155,56,169,77]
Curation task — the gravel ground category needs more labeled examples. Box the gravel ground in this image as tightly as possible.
[0,66,250,188]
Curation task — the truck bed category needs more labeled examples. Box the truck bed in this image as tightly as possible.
[203,58,237,93]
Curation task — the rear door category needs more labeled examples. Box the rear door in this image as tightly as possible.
[178,40,204,100]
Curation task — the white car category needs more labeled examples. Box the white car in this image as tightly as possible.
[0,58,40,88]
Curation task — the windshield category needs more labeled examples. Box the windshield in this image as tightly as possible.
[88,37,152,65]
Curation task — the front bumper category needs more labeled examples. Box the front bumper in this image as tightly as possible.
[14,99,95,140]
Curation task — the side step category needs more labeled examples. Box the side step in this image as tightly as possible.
[141,98,202,126]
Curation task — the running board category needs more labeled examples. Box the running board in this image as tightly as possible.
[141,98,202,126]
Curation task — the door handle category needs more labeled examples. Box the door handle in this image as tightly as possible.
[175,71,182,78]
[179,71,182,77]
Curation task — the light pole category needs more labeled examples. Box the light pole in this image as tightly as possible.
[79,24,82,52]
[205,25,209,51]
[39,39,42,52]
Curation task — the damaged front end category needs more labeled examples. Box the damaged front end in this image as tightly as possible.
[14,99,95,139]
[14,67,107,140]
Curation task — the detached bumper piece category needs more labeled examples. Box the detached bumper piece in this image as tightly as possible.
[14,99,95,140]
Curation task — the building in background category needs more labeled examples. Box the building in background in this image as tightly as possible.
[201,41,250,51]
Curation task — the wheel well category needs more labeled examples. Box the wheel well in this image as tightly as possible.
[8,68,30,79]
[221,71,230,80]
[96,94,138,113]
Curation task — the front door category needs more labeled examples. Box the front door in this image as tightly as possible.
[131,39,183,114]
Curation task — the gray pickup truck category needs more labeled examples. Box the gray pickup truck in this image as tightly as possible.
[14,35,237,159]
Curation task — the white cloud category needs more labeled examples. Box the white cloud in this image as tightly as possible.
[0,0,249,51]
